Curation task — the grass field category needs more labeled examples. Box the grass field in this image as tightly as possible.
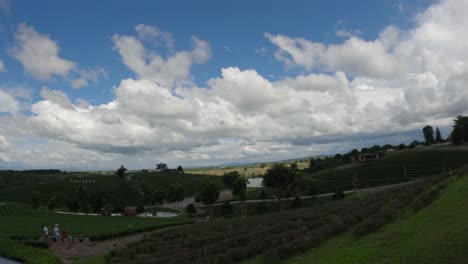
[265,174,468,264]
[0,238,61,264]
[307,145,468,193]
[0,203,193,240]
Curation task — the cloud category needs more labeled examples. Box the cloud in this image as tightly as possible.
[135,24,175,50]
[0,90,19,113]
[113,25,211,87]
[0,59,5,72]
[11,22,107,88]
[11,23,76,81]
[2,0,468,169]
[70,67,109,89]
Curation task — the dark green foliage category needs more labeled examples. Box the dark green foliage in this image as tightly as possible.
[452,126,465,145]
[221,202,233,215]
[423,125,435,144]
[259,189,268,200]
[31,191,40,210]
[232,178,247,201]
[198,183,220,206]
[453,115,468,142]
[263,164,297,199]
[148,188,165,206]
[256,202,269,214]
[165,183,184,205]
[136,205,145,214]
[116,165,127,179]
[23,239,49,249]
[177,165,184,173]
[353,217,386,237]
[223,171,240,188]
[47,196,57,211]
[156,163,168,172]
[435,127,443,143]
[186,203,197,216]
[76,185,91,213]
[0,239,61,264]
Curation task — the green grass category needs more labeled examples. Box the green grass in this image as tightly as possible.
[308,145,468,193]
[0,238,61,264]
[0,203,192,240]
[271,174,468,264]
[75,254,107,264]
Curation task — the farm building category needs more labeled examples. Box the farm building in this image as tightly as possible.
[351,153,382,162]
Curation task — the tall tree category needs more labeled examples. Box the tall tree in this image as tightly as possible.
[451,126,465,145]
[198,183,220,219]
[435,127,443,143]
[222,171,240,188]
[308,158,316,171]
[453,115,468,142]
[290,162,298,171]
[422,125,435,144]
[166,183,184,207]
[232,178,247,218]
[263,164,297,200]
[116,165,127,179]
[177,165,184,173]
[156,163,168,172]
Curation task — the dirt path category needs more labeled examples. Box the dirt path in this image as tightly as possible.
[48,225,190,264]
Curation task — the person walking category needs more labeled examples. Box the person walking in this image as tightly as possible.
[53,224,62,242]
[41,224,49,241]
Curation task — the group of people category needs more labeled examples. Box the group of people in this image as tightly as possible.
[41,224,68,242]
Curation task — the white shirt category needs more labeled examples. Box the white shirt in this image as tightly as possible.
[53,227,60,236]
[43,227,48,235]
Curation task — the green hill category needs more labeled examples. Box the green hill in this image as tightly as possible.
[307,145,468,193]
[279,173,468,264]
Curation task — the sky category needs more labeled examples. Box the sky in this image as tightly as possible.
[0,0,466,170]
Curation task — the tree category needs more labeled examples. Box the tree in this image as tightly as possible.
[166,183,184,207]
[47,196,57,211]
[290,162,298,171]
[116,165,127,179]
[258,189,268,200]
[177,165,184,173]
[222,171,240,188]
[308,158,316,171]
[435,127,443,143]
[451,126,465,145]
[156,163,168,172]
[198,183,220,219]
[453,115,468,142]
[263,164,297,201]
[149,188,165,205]
[260,163,267,169]
[422,125,435,144]
[232,178,247,218]
[31,191,40,210]
[185,203,197,216]
[64,195,80,212]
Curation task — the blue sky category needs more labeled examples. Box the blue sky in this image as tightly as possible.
[1,0,466,170]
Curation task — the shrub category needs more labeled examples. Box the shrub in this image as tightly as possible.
[186,203,197,216]
[23,239,49,249]
[354,217,386,237]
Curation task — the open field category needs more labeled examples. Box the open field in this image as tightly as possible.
[0,203,193,240]
[185,161,309,176]
[271,174,468,264]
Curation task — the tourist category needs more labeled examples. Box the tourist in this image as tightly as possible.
[41,224,49,241]
[53,224,62,242]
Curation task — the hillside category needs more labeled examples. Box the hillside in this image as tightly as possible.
[307,145,468,193]
[278,172,468,264]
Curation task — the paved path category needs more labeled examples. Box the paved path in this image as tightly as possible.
[0,257,21,264]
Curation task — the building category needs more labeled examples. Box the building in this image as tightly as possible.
[351,153,382,162]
